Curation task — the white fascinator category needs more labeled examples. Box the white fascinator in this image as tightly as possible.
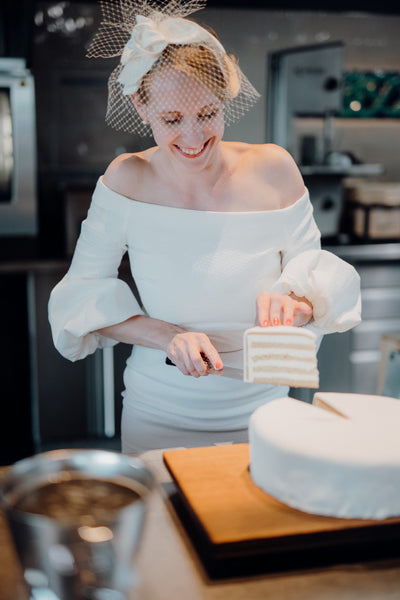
[87,0,260,136]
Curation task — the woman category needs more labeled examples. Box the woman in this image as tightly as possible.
[49,0,361,453]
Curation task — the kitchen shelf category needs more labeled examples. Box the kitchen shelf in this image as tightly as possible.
[300,164,384,177]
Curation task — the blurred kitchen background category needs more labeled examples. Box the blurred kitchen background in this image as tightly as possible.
[1,0,399,464]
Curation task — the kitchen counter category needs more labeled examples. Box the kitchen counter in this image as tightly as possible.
[0,259,70,275]
[2,450,400,600]
[1,241,399,275]
[0,236,398,272]
[323,241,400,262]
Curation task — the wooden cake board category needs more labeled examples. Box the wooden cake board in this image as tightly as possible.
[163,444,400,578]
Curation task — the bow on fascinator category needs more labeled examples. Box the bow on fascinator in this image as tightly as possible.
[118,15,226,94]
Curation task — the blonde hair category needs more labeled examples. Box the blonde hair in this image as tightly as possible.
[136,42,239,105]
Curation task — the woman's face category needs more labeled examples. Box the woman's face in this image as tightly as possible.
[143,67,225,170]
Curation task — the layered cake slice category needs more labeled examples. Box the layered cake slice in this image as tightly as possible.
[243,325,319,388]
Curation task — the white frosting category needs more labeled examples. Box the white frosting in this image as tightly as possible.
[244,326,319,387]
[249,393,400,519]
[251,358,316,370]
[251,371,319,384]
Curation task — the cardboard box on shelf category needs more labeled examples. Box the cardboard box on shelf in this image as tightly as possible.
[346,181,400,240]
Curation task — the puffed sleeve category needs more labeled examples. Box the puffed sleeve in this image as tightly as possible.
[48,181,145,361]
[270,192,361,334]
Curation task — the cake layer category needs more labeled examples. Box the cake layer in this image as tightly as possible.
[249,394,400,519]
[244,326,319,388]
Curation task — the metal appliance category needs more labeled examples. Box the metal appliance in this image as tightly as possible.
[267,43,345,238]
[0,58,37,236]
[267,42,344,154]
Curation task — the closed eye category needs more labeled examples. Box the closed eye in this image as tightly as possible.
[161,112,182,126]
[198,108,218,121]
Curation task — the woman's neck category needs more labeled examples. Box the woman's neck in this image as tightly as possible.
[156,142,228,195]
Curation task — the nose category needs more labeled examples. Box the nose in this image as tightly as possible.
[179,117,204,147]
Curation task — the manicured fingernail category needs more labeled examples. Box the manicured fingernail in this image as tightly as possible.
[273,317,280,326]
[285,318,292,325]
[215,362,222,370]
[262,320,270,327]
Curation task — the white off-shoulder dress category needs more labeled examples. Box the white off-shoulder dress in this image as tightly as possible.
[49,178,361,452]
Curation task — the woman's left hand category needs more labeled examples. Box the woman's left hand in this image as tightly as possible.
[255,291,313,327]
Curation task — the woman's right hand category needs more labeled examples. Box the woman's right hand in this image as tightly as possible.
[166,332,223,378]
[95,315,223,377]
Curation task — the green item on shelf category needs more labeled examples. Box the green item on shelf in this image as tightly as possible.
[341,71,400,118]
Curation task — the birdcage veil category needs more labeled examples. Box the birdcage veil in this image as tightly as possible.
[86,0,260,136]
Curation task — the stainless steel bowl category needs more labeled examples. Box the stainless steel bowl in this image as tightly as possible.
[0,449,155,600]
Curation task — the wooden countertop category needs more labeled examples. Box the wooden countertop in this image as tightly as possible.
[2,451,400,600]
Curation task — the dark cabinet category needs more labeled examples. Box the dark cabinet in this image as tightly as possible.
[1,262,128,463]
[0,273,34,464]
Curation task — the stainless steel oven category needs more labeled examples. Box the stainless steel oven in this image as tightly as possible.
[0,58,37,236]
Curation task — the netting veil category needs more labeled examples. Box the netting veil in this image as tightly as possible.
[86,0,260,136]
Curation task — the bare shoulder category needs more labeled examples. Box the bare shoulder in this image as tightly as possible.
[239,143,306,208]
[225,141,289,164]
[103,150,154,199]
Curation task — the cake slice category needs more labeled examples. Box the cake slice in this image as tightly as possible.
[243,325,319,388]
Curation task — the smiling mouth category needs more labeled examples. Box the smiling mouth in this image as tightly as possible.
[174,140,210,158]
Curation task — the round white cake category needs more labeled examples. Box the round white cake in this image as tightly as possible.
[249,393,400,519]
